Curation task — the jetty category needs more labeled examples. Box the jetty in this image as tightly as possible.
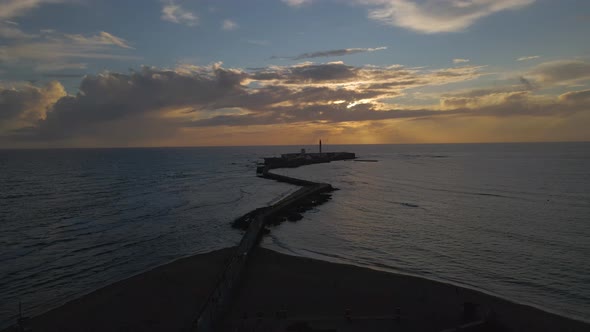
[258,151,355,174]
[193,142,355,331]
[257,141,355,175]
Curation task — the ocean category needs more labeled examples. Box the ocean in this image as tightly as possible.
[0,143,589,327]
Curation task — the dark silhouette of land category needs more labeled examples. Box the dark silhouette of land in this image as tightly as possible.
[4,248,233,332]
[6,247,588,331]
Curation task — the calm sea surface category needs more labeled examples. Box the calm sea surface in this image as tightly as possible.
[1,143,589,327]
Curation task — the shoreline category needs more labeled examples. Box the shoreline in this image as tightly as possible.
[2,248,235,332]
[262,244,590,327]
[225,248,590,331]
[5,247,587,331]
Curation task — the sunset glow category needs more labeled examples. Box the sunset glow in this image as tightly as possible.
[1,0,589,147]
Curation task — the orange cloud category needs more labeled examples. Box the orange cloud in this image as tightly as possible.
[1,61,589,147]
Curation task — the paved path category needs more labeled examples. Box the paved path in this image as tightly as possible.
[193,169,333,332]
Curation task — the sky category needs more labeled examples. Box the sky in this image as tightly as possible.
[0,0,589,147]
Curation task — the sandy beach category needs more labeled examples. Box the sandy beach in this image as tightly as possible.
[223,248,589,331]
[4,247,588,332]
[3,248,234,332]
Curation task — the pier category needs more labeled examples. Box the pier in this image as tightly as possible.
[193,147,355,332]
[257,151,356,174]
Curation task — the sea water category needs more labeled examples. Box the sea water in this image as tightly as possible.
[0,143,588,327]
[266,143,590,322]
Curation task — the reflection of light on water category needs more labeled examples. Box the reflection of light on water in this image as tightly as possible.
[0,147,296,328]
[266,143,590,322]
[2,144,590,326]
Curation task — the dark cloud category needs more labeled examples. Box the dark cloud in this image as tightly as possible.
[442,86,528,99]
[0,87,36,122]
[0,81,65,131]
[273,47,387,60]
[519,76,536,90]
[42,73,86,78]
[286,62,358,82]
[526,60,590,85]
[250,62,361,83]
[0,30,138,72]
[192,86,590,128]
[440,87,590,119]
[439,78,540,109]
[5,61,586,146]
[188,105,455,127]
[35,66,248,139]
[559,89,590,105]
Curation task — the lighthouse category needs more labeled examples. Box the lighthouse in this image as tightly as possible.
[319,139,322,154]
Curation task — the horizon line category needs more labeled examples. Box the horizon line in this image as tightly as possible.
[1,140,589,150]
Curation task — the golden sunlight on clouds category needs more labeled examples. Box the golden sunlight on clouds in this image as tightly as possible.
[353,115,590,144]
[1,59,589,148]
[0,81,66,132]
[158,112,590,148]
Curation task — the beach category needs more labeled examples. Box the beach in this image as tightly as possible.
[6,247,588,332]
[4,248,234,332]
[225,248,589,331]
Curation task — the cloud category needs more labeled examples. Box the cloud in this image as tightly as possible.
[63,31,133,49]
[0,30,137,72]
[517,55,540,61]
[559,89,590,105]
[42,73,86,78]
[30,65,249,139]
[0,61,482,142]
[282,0,313,7]
[368,0,536,33]
[35,62,88,72]
[525,60,590,86]
[436,81,589,118]
[2,60,588,147]
[518,76,536,90]
[161,1,198,26]
[222,19,238,31]
[453,58,470,64]
[0,3,79,59]
[275,47,387,60]
[440,88,531,109]
[0,21,36,39]
[286,0,536,34]
[0,0,69,19]
[442,80,534,99]
[0,81,66,131]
